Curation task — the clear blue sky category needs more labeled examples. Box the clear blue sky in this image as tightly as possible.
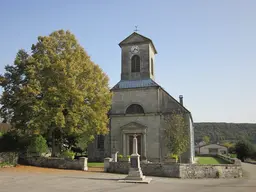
[0,0,255,123]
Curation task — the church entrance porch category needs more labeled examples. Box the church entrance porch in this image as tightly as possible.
[120,122,147,160]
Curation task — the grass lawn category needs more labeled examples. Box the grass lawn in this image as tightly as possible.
[197,157,229,165]
[87,162,104,168]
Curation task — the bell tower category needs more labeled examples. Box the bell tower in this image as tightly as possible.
[119,32,157,81]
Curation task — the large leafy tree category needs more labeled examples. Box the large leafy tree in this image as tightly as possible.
[235,139,255,161]
[0,30,112,156]
[164,112,190,162]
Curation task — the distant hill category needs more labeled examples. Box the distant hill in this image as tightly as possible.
[194,122,256,143]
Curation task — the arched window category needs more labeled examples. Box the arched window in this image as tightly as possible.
[151,58,154,75]
[131,55,140,72]
[126,104,144,114]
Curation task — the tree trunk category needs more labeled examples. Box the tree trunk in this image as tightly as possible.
[51,130,56,157]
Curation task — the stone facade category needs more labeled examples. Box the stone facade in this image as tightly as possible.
[19,157,88,171]
[88,32,195,163]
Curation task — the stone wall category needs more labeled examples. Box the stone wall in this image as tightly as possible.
[106,161,180,177]
[0,152,18,165]
[19,156,88,171]
[180,164,242,179]
[104,158,242,179]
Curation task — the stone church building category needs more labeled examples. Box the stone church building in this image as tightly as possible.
[88,32,195,163]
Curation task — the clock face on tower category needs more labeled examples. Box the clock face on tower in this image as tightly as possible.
[131,45,139,54]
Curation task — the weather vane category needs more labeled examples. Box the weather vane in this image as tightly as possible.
[134,25,139,32]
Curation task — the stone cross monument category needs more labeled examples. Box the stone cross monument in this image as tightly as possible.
[118,134,152,183]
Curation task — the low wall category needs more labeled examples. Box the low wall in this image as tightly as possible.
[0,152,18,166]
[105,161,180,177]
[104,158,242,179]
[180,164,242,179]
[19,156,88,171]
[217,154,241,165]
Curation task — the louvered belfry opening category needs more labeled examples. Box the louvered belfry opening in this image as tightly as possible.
[131,55,140,72]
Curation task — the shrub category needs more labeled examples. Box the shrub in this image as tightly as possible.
[118,154,123,159]
[60,149,75,159]
[170,154,178,161]
[27,135,48,155]
[216,168,222,178]
[126,155,131,158]
[0,162,13,168]
[235,139,255,161]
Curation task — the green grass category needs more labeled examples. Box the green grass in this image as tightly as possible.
[229,154,237,158]
[87,162,104,168]
[197,157,230,165]
[0,162,13,167]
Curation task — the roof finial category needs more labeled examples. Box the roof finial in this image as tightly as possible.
[134,25,139,32]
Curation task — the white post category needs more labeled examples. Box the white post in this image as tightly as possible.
[133,134,138,155]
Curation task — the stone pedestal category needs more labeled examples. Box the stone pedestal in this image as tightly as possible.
[111,151,118,162]
[79,157,88,171]
[118,134,152,184]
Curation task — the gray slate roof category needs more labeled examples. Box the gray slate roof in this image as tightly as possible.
[111,79,159,90]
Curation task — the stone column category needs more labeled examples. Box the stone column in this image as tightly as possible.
[120,134,152,183]
[143,133,147,159]
[123,133,126,156]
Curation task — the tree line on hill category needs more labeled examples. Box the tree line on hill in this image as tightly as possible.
[194,122,256,144]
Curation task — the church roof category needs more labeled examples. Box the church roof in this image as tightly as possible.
[119,32,157,54]
[111,79,159,90]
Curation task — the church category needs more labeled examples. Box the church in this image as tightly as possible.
[88,32,195,163]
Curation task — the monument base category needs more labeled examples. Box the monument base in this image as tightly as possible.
[118,134,152,184]
[118,177,152,184]
[118,166,152,184]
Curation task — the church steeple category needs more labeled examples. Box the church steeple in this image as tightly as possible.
[119,32,157,81]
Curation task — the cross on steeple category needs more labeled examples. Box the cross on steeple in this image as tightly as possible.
[134,25,139,32]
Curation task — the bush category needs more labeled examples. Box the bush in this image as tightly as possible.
[216,168,222,178]
[118,154,123,159]
[60,149,75,159]
[170,154,178,161]
[27,135,48,155]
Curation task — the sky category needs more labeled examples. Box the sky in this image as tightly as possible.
[0,0,255,123]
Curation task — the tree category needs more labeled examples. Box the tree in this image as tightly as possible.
[164,112,189,162]
[0,30,112,156]
[235,139,255,161]
[222,142,235,153]
[202,135,210,144]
